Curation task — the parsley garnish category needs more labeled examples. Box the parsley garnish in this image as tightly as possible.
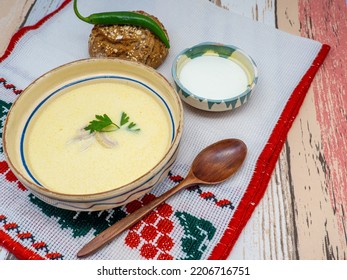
[84,114,119,133]
[84,112,140,134]
[120,112,140,132]
[120,112,130,126]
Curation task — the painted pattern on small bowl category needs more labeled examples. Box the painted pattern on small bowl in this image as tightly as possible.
[172,42,258,112]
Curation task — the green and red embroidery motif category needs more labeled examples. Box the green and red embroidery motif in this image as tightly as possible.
[124,193,217,260]
[175,211,216,260]
[125,194,175,260]
[0,77,22,94]
[169,171,235,210]
[29,194,127,238]
[0,160,219,259]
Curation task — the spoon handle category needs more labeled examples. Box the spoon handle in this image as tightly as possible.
[77,174,197,258]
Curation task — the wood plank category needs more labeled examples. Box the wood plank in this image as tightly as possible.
[0,0,36,55]
[298,1,347,259]
[277,0,347,259]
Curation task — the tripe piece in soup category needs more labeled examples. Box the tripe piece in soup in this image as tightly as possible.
[179,55,248,100]
[23,79,172,195]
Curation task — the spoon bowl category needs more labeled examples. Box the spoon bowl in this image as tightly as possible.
[192,139,247,183]
[77,138,247,258]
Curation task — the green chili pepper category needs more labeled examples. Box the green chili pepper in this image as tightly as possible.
[73,0,170,48]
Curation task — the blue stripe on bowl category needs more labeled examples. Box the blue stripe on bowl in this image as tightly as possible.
[20,75,176,188]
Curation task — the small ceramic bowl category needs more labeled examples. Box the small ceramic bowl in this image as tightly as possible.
[3,58,183,211]
[172,42,258,112]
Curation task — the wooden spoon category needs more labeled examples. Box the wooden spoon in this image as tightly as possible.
[77,138,247,258]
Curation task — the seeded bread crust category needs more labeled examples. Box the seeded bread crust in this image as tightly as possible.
[88,11,169,69]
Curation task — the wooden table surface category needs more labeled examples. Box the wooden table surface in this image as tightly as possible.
[0,0,346,260]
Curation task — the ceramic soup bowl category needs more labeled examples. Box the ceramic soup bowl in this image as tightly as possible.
[3,58,183,211]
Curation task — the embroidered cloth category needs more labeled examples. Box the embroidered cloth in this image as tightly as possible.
[0,0,329,259]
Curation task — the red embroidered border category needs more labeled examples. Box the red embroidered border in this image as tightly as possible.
[0,230,43,260]
[208,44,331,259]
[0,214,63,260]
[0,0,331,260]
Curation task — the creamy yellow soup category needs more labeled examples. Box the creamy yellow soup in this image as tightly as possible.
[24,79,171,195]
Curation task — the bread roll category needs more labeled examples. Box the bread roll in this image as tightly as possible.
[88,11,169,69]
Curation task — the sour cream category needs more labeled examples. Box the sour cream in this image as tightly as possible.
[179,55,248,100]
[24,80,171,195]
